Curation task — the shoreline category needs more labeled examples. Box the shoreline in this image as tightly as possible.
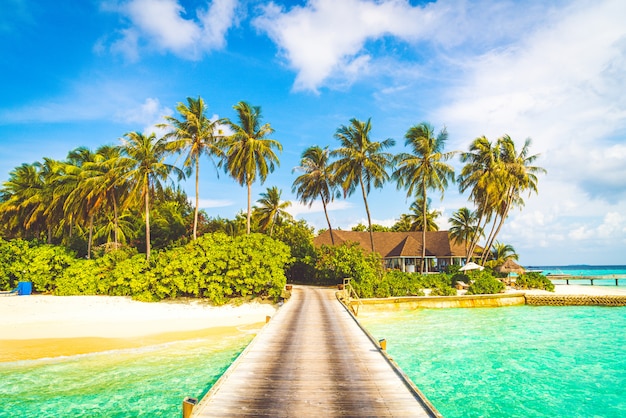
[0,295,276,362]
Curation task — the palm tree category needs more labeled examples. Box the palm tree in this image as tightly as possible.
[222,101,282,234]
[161,96,225,240]
[393,122,455,272]
[490,241,519,263]
[448,207,482,259]
[120,131,184,260]
[459,135,545,264]
[253,186,292,236]
[81,145,129,247]
[407,198,441,232]
[331,118,395,251]
[0,162,49,239]
[292,146,340,244]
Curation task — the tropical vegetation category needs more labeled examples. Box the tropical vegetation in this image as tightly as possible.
[0,95,547,302]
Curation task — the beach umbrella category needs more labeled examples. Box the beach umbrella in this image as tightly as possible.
[496,259,525,275]
[460,262,484,272]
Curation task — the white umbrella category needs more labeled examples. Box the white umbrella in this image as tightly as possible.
[460,262,484,272]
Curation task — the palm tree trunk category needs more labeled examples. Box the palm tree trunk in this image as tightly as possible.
[322,199,335,245]
[193,158,199,240]
[144,184,151,261]
[48,225,52,244]
[421,186,427,274]
[112,193,119,246]
[246,180,252,235]
[359,176,375,252]
[480,214,500,265]
[87,215,94,260]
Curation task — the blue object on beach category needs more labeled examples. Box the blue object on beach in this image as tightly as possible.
[17,282,32,296]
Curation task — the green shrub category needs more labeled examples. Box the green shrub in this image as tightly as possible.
[383,270,425,297]
[515,272,555,291]
[466,271,505,295]
[445,264,462,275]
[451,273,470,287]
[429,281,457,296]
[314,242,384,294]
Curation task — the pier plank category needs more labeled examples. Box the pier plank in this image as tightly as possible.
[191,286,437,417]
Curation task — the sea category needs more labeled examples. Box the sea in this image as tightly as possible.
[361,305,626,417]
[359,265,626,417]
[0,333,253,417]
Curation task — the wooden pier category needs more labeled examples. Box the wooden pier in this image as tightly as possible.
[190,286,440,417]
[547,274,626,286]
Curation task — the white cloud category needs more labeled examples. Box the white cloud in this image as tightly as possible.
[103,0,238,60]
[254,0,438,91]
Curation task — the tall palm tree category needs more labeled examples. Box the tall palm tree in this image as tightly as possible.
[292,146,340,244]
[448,207,482,259]
[120,131,184,260]
[161,96,225,240]
[222,101,282,234]
[393,122,455,272]
[459,135,545,264]
[331,118,395,251]
[253,186,292,236]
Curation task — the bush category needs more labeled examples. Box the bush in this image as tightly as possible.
[466,271,505,295]
[515,272,555,291]
[429,281,457,296]
[382,270,425,297]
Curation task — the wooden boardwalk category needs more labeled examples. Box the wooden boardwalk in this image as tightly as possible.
[191,286,439,417]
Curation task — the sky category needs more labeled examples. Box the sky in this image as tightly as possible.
[1,0,625,265]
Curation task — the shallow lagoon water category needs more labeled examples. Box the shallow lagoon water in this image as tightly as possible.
[0,333,252,417]
[361,305,626,417]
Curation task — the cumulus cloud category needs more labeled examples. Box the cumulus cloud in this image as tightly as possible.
[253,0,437,91]
[102,0,238,60]
[434,0,626,211]
[253,0,568,92]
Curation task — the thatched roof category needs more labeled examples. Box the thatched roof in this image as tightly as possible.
[313,230,476,259]
[495,259,525,274]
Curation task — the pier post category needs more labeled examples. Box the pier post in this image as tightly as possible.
[182,397,197,418]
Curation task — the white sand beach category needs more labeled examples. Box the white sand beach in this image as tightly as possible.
[0,295,277,361]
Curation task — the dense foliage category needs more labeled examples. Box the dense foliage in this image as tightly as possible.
[466,270,506,295]
[0,234,291,304]
[515,272,555,291]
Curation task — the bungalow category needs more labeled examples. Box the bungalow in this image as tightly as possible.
[313,230,476,273]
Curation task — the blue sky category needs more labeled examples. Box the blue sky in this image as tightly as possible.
[1,0,625,265]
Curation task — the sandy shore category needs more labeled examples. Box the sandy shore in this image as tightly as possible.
[0,295,277,362]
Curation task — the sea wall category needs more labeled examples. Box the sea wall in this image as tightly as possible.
[350,293,526,313]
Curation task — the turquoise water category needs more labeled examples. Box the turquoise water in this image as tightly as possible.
[361,306,626,417]
[0,334,253,417]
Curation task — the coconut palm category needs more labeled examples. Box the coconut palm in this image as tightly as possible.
[161,96,225,240]
[253,186,292,236]
[81,145,129,246]
[393,122,455,272]
[222,101,282,234]
[0,162,49,239]
[490,241,519,263]
[448,207,482,259]
[120,131,184,260]
[331,118,395,251]
[407,198,441,232]
[292,146,340,244]
[459,135,545,264]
